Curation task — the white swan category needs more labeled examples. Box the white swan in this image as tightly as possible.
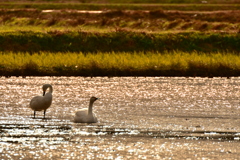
[30,84,53,119]
[74,96,98,123]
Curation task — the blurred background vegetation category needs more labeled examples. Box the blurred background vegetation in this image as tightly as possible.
[0,0,240,76]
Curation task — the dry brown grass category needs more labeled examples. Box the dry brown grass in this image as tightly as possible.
[0,9,239,32]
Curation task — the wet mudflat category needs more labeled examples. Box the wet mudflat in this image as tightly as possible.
[0,76,240,159]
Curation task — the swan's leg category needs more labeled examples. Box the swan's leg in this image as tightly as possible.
[33,111,36,119]
[43,110,46,119]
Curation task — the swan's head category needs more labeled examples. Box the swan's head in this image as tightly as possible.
[42,84,53,96]
[90,96,98,103]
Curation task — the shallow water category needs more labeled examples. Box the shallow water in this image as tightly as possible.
[0,77,240,159]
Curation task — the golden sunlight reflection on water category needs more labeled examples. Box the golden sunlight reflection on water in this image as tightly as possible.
[0,76,240,159]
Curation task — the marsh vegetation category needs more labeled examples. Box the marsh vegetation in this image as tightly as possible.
[0,0,240,76]
[1,51,240,77]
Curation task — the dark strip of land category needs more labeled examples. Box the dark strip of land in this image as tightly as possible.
[0,31,239,53]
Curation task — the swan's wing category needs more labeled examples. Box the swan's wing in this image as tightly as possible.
[30,96,44,111]
[75,108,88,117]
[92,113,98,122]
[74,108,91,123]
[30,94,52,111]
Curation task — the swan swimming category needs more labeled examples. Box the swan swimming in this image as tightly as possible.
[74,96,98,123]
[30,84,53,119]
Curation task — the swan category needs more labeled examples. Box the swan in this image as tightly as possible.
[30,84,53,119]
[74,96,98,123]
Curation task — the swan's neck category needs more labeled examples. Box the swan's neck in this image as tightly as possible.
[88,101,94,115]
[48,86,53,93]
[44,86,53,96]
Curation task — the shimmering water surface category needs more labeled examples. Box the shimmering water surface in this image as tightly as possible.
[0,77,240,159]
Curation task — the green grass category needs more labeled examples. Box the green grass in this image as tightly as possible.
[0,31,239,53]
[1,51,240,77]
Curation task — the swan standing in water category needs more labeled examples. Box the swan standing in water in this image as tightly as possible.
[30,84,53,119]
[74,96,98,123]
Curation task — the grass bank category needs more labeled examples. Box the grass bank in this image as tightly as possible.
[1,51,240,77]
[0,31,239,53]
[1,9,239,33]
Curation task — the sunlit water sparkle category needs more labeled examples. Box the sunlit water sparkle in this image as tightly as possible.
[0,77,240,159]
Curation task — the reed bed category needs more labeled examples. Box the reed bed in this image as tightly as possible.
[1,51,240,77]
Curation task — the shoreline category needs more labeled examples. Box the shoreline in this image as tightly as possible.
[0,72,237,78]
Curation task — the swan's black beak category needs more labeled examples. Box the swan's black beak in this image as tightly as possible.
[43,91,45,96]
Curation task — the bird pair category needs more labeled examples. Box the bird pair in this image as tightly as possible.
[29,84,99,123]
